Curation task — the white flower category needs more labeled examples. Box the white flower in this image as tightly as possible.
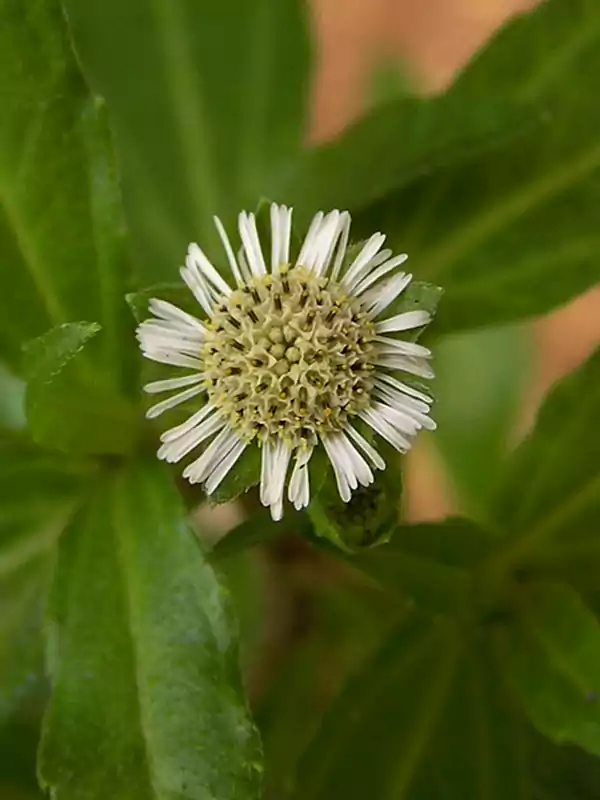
[137,204,436,521]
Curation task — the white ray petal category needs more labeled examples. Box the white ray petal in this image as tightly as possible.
[329,211,352,281]
[270,203,281,274]
[375,336,432,359]
[353,255,408,296]
[376,310,431,334]
[213,216,243,286]
[180,265,214,315]
[141,349,204,370]
[187,243,231,296]
[148,299,207,332]
[344,424,386,470]
[158,411,225,464]
[342,232,386,291]
[144,373,204,395]
[359,407,412,453]
[374,355,435,379]
[160,403,215,442]
[146,384,206,419]
[376,372,433,403]
[239,212,267,276]
[280,205,293,266]
[296,211,324,267]
[362,272,413,318]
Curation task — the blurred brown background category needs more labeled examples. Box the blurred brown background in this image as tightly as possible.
[312,0,600,520]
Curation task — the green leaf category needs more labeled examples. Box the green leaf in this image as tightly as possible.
[349,0,600,332]
[433,325,532,518]
[63,0,311,282]
[23,323,140,455]
[0,364,25,430]
[491,345,600,569]
[0,431,85,578]
[280,2,552,219]
[0,0,131,374]
[38,458,262,799]
[294,616,528,799]
[506,582,600,756]
[350,517,495,614]
[0,556,51,721]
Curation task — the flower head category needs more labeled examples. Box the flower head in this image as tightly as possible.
[137,205,436,520]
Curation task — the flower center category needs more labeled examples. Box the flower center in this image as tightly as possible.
[200,265,377,447]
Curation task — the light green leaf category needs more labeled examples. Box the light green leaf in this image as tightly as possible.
[349,0,600,332]
[294,616,527,799]
[0,0,131,374]
[23,323,140,455]
[433,325,532,518]
[490,345,600,570]
[506,582,600,756]
[350,517,495,614]
[38,458,262,799]
[63,0,311,282]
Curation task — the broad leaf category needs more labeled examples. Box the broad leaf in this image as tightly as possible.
[0,0,130,373]
[350,517,495,614]
[294,616,528,799]
[63,0,311,282]
[39,458,262,799]
[349,0,600,332]
[23,323,140,455]
[280,2,551,219]
[506,582,600,756]
[433,325,531,518]
[492,345,600,566]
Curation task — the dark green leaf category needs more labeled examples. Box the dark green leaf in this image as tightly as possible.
[208,446,261,507]
[350,0,600,332]
[350,517,495,614]
[0,0,130,373]
[433,325,531,518]
[491,345,600,567]
[39,458,262,799]
[23,323,140,455]
[506,582,600,756]
[280,1,553,219]
[295,616,527,799]
[63,0,311,282]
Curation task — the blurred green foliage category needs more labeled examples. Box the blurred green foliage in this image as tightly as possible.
[2,0,600,798]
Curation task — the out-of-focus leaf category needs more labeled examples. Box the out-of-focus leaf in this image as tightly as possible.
[349,0,600,332]
[23,323,140,455]
[0,556,51,722]
[294,616,528,799]
[63,0,311,282]
[258,575,400,800]
[433,325,531,518]
[491,345,600,569]
[39,458,262,799]
[0,364,26,430]
[350,517,494,614]
[0,431,85,577]
[506,582,600,756]
[0,0,130,374]
[531,726,600,800]
[281,1,559,219]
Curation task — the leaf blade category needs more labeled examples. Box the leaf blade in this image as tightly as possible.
[38,458,262,799]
